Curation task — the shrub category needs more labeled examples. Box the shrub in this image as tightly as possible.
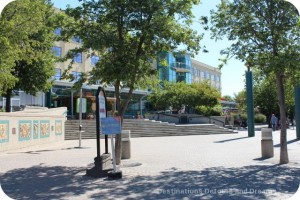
[195,105,222,116]
[254,113,267,123]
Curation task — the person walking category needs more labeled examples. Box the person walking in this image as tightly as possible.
[270,114,278,131]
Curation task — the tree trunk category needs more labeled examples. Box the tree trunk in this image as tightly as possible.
[115,133,122,165]
[276,73,289,164]
[5,89,12,112]
[114,81,122,165]
[114,81,135,165]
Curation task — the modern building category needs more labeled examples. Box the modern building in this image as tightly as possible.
[191,59,221,91]
[157,52,221,90]
[1,29,222,118]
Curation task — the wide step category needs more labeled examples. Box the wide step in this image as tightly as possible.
[65,119,235,140]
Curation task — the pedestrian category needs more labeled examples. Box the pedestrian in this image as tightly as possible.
[270,114,278,131]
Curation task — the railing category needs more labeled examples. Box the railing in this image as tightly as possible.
[170,62,192,73]
[146,112,225,126]
[189,115,225,127]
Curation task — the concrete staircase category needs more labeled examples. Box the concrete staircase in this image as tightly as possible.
[65,119,235,140]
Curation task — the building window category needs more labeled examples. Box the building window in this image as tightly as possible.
[73,53,82,63]
[52,46,62,57]
[205,71,210,79]
[71,71,81,82]
[91,55,100,66]
[54,28,61,35]
[201,71,205,79]
[53,68,61,80]
[72,36,83,44]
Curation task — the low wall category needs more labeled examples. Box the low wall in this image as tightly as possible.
[145,113,225,126]
[0,106,67,152]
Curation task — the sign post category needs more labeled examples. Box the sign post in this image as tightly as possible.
[100,117,123,179]
[86,87,111,178]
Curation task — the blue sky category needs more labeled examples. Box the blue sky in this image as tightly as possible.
[50,0,245,97]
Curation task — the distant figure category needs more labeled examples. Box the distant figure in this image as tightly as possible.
[270,114,278,131]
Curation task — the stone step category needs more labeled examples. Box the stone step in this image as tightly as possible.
[65,119,234,140]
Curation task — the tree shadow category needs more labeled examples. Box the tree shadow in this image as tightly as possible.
[214,136,249,143]
[1,164,299,199]
[273,139,299,148]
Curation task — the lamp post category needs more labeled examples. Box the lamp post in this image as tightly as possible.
[245,63,255,137]
[284,0,300,140]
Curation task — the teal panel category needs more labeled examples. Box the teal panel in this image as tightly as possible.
[40,120,50,138]
[19,120,32,141]
[0,120,9,143]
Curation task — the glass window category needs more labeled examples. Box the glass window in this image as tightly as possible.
[53,68,61,80]
[54,28,61,35]
[91,55,100,66]
[73,53,82,63]
[52,46,62,57]
[71,71,81,82]
[72,36,83,44]
[205,71,210,79]
[211,74,215,81]
[201,71,205,79]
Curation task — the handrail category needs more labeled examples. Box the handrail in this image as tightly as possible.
[188,115,225,127]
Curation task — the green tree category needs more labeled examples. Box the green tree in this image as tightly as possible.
[222,95,233,102]
[0,0,57,112]
[65,0,202,164]
[253,70,279,117]
[234,90,247,114]
[148,81,220,112]
[211,0,300,164]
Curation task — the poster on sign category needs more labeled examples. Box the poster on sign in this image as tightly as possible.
[100,117,121,135]
[99,90,106,118]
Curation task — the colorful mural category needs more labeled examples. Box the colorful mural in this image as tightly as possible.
[0,120,9,143]
[40,120,50,138]
[33,120,39,139]
[55,120,62,135]
[19,120,32,141]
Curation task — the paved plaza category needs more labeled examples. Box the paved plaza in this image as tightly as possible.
[0,128,299,200]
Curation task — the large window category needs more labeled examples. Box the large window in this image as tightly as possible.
[205,71,210,79]
[54,28,61,35]
[71,71,81,82]
[53,68,61,80]
[72,36,83,44]
[211,74,215,81]
[52,46,62,57]
[91,55,100,66]
[201,71,205,79]
[73,53,82,63]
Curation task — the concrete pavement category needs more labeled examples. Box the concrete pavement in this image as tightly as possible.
[0,128,299,199]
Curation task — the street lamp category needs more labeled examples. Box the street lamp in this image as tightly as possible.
[284,0,300,140]
[245,63,255,137]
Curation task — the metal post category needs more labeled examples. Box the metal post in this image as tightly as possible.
[140,95,147,118]
[46,88,51,108]
[294,85,300,139]
[71,90,74,118]
[246,69,255,137]
[79,88,83,147]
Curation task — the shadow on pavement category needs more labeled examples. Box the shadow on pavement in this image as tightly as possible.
[214,136,249,143]
[1,164,299,200]
[273,139,300,148]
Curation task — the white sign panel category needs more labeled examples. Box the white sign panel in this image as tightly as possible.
[99,90,106,118]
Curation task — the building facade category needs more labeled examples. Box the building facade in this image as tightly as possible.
[157,52,221,91]
[1,29,222,117]
[191,59,221,91]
